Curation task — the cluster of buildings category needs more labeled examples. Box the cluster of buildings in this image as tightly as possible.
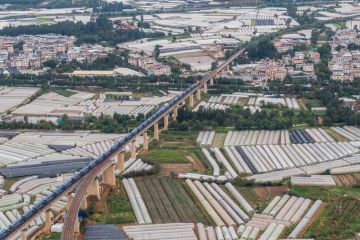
[235,51,320,85]
[128,54,171,76]
[329,30,360,82]
[273,33,309,53]
[0,35,113,74]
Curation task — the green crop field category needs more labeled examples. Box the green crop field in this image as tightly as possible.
[289,186,360,201]
[87,184,135,224]
[141,149,190,163]
[136,177,210,224]
[304,197,360,240]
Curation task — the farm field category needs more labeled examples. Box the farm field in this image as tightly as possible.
[333,173,360,186]
[86,184,135,225]
[303,197,360,240]
[136,177,209,224]
[140,149,191,163]
[212,133,226,147]
[289,186,360,201]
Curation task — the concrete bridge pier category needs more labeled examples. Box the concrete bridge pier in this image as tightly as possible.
[88,178,100,200]
[66,193,71,211]
[154,122,159,141]
[188,94,194,108]
[210,78,214,86]
[172,108,178,121]
[116,151,125,173]
[80,195,88,210]
[143,132,148,151]
[21,229,27,240]
[74,215,80,234]
[163,115,169,130]
[196,88,201,101]
[130,141,136,159]
[103,164,116,186]
[44,209,52,233]
[203,82,208,93]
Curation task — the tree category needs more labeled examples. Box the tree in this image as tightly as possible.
[154,45,161,60]
[317,43,332,62]
[211,61,218,71]
[348,43,360,51]
[43,59,58,68]
[246,37,277,60]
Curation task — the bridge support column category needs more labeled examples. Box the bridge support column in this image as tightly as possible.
[103,164,116,186]
[188,94,194,108]
[44,209,52,233]
[172,108,178,121]
[66,192,71,211]
[227,65,230,72]
[21,228,27,240]
[154,122,159,141]
[80,195,88,210]
[143,132,148,151]
[203,83,208,93]
[163,115,169,130]
[116,151,125,172]
[196,88,201,101]
[210,78,214,86]
[74,214,80,234]
[88,178,100,200]
[130,140,136,159]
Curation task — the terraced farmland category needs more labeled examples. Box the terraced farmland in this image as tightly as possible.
[136,177,208,224]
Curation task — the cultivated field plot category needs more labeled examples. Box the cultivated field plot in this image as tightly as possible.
[304,197,360,239]
[330,126,360,141]
[135,177,207,224]
[333,173,360,186]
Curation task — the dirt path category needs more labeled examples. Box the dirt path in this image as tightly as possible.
[159,163,194,176]
[186,155,205,172]
[252,186,289,202]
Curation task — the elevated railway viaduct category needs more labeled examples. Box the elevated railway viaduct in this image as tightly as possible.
[0,48,245,240]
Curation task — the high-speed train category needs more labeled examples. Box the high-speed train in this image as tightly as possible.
[0,81,201,239]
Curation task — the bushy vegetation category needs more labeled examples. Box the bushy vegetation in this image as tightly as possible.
[0,15,164,46]
[174,105,316,131]
[86,185,135,224]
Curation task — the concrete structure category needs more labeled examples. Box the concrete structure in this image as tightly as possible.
[1,47,245,240]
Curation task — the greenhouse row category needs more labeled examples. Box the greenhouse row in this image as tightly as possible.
[331,126,360,141]
[208,95,241,105]
[193,102,229,112]
[290,175,336,186]
[186,180,252,227]
[122,178,152,225]
[223,128,335,146]
[234,142,357,174]
[123,159,153,175]
[224,130,291,146]
[197,131,216,147]
[0,175,71,238]
[285,97,300,109]
[123,223,197,240]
